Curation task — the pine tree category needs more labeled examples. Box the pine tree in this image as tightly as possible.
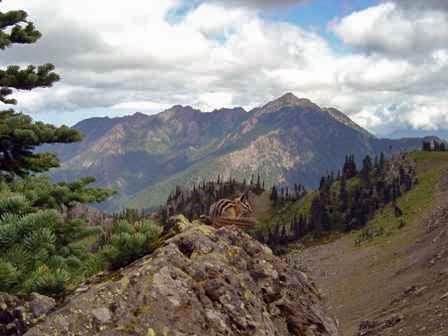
[379,152,385,171]
[319,176,326,191]
[0,3,115,297]
[422,141,431,152]
[434,141,440,152]
[361,155,373,185]
[310,196,323,235]
[0,4,82,179]
[339,174,349,212]
[343,154,358,179]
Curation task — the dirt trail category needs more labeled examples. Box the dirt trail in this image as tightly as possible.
[300,169,448,335]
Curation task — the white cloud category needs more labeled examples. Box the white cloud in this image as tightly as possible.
[331,2,448,58]
[184,3,251,35]
[111,101,171,112]
[325,2,448,135]
[1,0,448,136]
[211,0,307,9]
[197,91,235,111]
[391,0,448,12]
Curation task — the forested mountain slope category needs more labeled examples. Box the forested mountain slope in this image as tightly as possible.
[46,93,430,211]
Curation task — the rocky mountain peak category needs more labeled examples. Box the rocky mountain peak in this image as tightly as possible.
[168,105,197,114]
[254,92,320,117]
[131,112,147,118]
[211,107,247,115]
[159,105,200,121]
[277,92,302,104]
[121,112,150,126]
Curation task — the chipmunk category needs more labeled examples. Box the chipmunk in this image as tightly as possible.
[202,191,255,228]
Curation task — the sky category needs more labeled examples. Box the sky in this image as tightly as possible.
[1,0,448,137]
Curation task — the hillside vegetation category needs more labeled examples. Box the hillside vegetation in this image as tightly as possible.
[299,151,448,335]
[253,152,418,250]
[355,151,448,243]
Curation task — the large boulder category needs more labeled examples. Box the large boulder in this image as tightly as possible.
[26,216,339,335]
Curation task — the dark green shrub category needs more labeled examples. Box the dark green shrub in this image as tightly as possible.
[99,219,162,270]
[0,193,104,297]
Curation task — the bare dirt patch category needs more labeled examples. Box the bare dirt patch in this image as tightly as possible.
[300,168,448,335]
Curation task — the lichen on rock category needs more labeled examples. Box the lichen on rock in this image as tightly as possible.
[25,216,339,336]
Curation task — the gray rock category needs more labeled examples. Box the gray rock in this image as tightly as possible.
[358,313,404,336]
[28,293,56,318]
[25,215,339,336]
[91,307,112,324]
[0,292,55,336]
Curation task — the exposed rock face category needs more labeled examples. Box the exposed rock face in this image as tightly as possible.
[25,216,338,336]
[0,292,56,336]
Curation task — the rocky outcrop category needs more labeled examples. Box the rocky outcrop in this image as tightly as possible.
[0,293,56,336]
[25,216,338,336]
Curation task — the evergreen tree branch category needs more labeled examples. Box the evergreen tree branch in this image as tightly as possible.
[0,64,60,105]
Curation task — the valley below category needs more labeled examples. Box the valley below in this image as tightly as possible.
[298,152,448,335]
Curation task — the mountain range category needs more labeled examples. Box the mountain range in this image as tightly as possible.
[46,93,430,211]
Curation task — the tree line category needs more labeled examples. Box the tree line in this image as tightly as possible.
[261,152,417,248]
[422,140,447,152]
[269,183,307,207]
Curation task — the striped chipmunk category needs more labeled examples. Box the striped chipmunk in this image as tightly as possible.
[202,191,256,228]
